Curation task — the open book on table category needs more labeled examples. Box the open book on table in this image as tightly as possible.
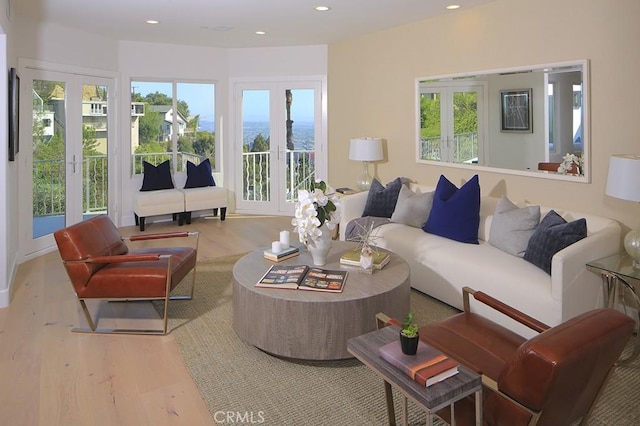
[255,265,348,293]
[379,338,459,387]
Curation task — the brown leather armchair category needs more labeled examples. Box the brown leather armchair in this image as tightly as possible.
[54,215,198,335]
[378,286,634,425]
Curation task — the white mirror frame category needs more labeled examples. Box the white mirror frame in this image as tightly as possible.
[415,59,590,183]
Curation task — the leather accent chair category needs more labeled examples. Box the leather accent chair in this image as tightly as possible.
[54,215,198,335]
[378,286,634,426]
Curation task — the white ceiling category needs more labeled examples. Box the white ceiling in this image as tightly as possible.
[15,0,497,49]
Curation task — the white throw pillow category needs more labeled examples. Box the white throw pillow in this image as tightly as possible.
[489,196,540,257]
[390,185,434,228]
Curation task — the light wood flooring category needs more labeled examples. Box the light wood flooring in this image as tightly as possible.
[0,214,293,425]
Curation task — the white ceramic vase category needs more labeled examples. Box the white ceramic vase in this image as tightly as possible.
[307,225,332,266]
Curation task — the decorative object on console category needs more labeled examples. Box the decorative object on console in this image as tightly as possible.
[349,137,384,191]
[524,210,587,274]
[291,180,340,266]
[399,312,419,355]
[556,153,584,175]
[140,160,175,191]
[423,174,480,244]
[606,154,640,268]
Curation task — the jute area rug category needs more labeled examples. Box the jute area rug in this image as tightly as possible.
[160,255,640,426]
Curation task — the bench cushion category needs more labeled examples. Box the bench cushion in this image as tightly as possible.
[182,186,228,212]
[133,189,184,217]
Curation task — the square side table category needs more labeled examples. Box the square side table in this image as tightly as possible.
[348,326,481,426]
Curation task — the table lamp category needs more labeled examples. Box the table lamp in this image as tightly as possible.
[605,154,640,268]
[349,137,383,191]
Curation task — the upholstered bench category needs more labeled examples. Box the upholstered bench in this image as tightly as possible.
[133,159,227,231]
[133,188,185,231]
[181,186,228,223]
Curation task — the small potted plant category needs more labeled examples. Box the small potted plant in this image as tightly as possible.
[400,312,419,355]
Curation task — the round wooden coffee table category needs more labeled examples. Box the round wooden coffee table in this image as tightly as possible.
[232,241,410,360]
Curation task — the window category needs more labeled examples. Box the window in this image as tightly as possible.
[130,80,216,174]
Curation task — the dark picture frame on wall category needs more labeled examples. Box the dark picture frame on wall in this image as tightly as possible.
[8,67,19,161]
[500,88,532,133]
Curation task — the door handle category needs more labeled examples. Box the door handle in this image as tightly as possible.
[68,155,77,174]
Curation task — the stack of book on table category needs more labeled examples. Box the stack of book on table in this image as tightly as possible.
[339,248,391,270]
[263,246,299,262]
[378,338,459,387]
[255,264,348,293]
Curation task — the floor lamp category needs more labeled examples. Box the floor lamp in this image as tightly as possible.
[605,154,640,268]
[349,138,383,191]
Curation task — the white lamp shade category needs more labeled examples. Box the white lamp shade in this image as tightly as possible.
[349,138,383,162]
[605,154,640,202]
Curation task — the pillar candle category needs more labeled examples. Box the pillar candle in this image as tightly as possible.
[279,230,290,249]
[271,241,282,253]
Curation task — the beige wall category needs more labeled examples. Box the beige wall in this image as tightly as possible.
[328,0,640,236]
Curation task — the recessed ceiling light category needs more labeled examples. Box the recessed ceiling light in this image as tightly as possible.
[315,6,331,12]
[446,5,461,10]
[145,20,159,24]
[255,31,266,35]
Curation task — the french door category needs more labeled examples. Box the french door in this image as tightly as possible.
[23,68,115,256]
[234,80,325,214]
[418,83,485,164]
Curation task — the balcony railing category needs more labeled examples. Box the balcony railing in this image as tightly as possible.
[420,132,478,163]
[242,150,315,202]
[33,150,316,219]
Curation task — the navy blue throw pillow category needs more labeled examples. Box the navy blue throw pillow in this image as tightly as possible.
[524,210,587,274]
[184,159,216,188]
[140,160,174,191]
[361,177,403,218]
[422,175,480,244]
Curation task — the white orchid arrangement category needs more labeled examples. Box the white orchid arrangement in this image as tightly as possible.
[291,180,340,245]
[557,153,584,175]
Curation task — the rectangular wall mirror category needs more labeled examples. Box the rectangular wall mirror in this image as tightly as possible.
[415,59,589,182]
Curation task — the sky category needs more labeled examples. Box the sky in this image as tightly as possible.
[131,81,315,123]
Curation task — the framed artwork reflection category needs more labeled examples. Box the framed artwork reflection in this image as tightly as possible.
[501,89,532,133]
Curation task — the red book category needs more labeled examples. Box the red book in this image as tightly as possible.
[379,339,459,387]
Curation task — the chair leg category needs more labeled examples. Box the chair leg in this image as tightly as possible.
[220,207,227,221]
[78,299,97,331]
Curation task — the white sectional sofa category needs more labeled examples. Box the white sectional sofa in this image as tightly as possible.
[339,183,621,337]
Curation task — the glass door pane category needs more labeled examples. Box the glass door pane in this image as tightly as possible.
[283,88,316,206]
[32,79,67,238]
[81,83,109,220]
[241,89,271,203]
[419,91,442,161]
[452,90,478,164]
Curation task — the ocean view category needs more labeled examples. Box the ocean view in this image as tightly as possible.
[199,121,316,151]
